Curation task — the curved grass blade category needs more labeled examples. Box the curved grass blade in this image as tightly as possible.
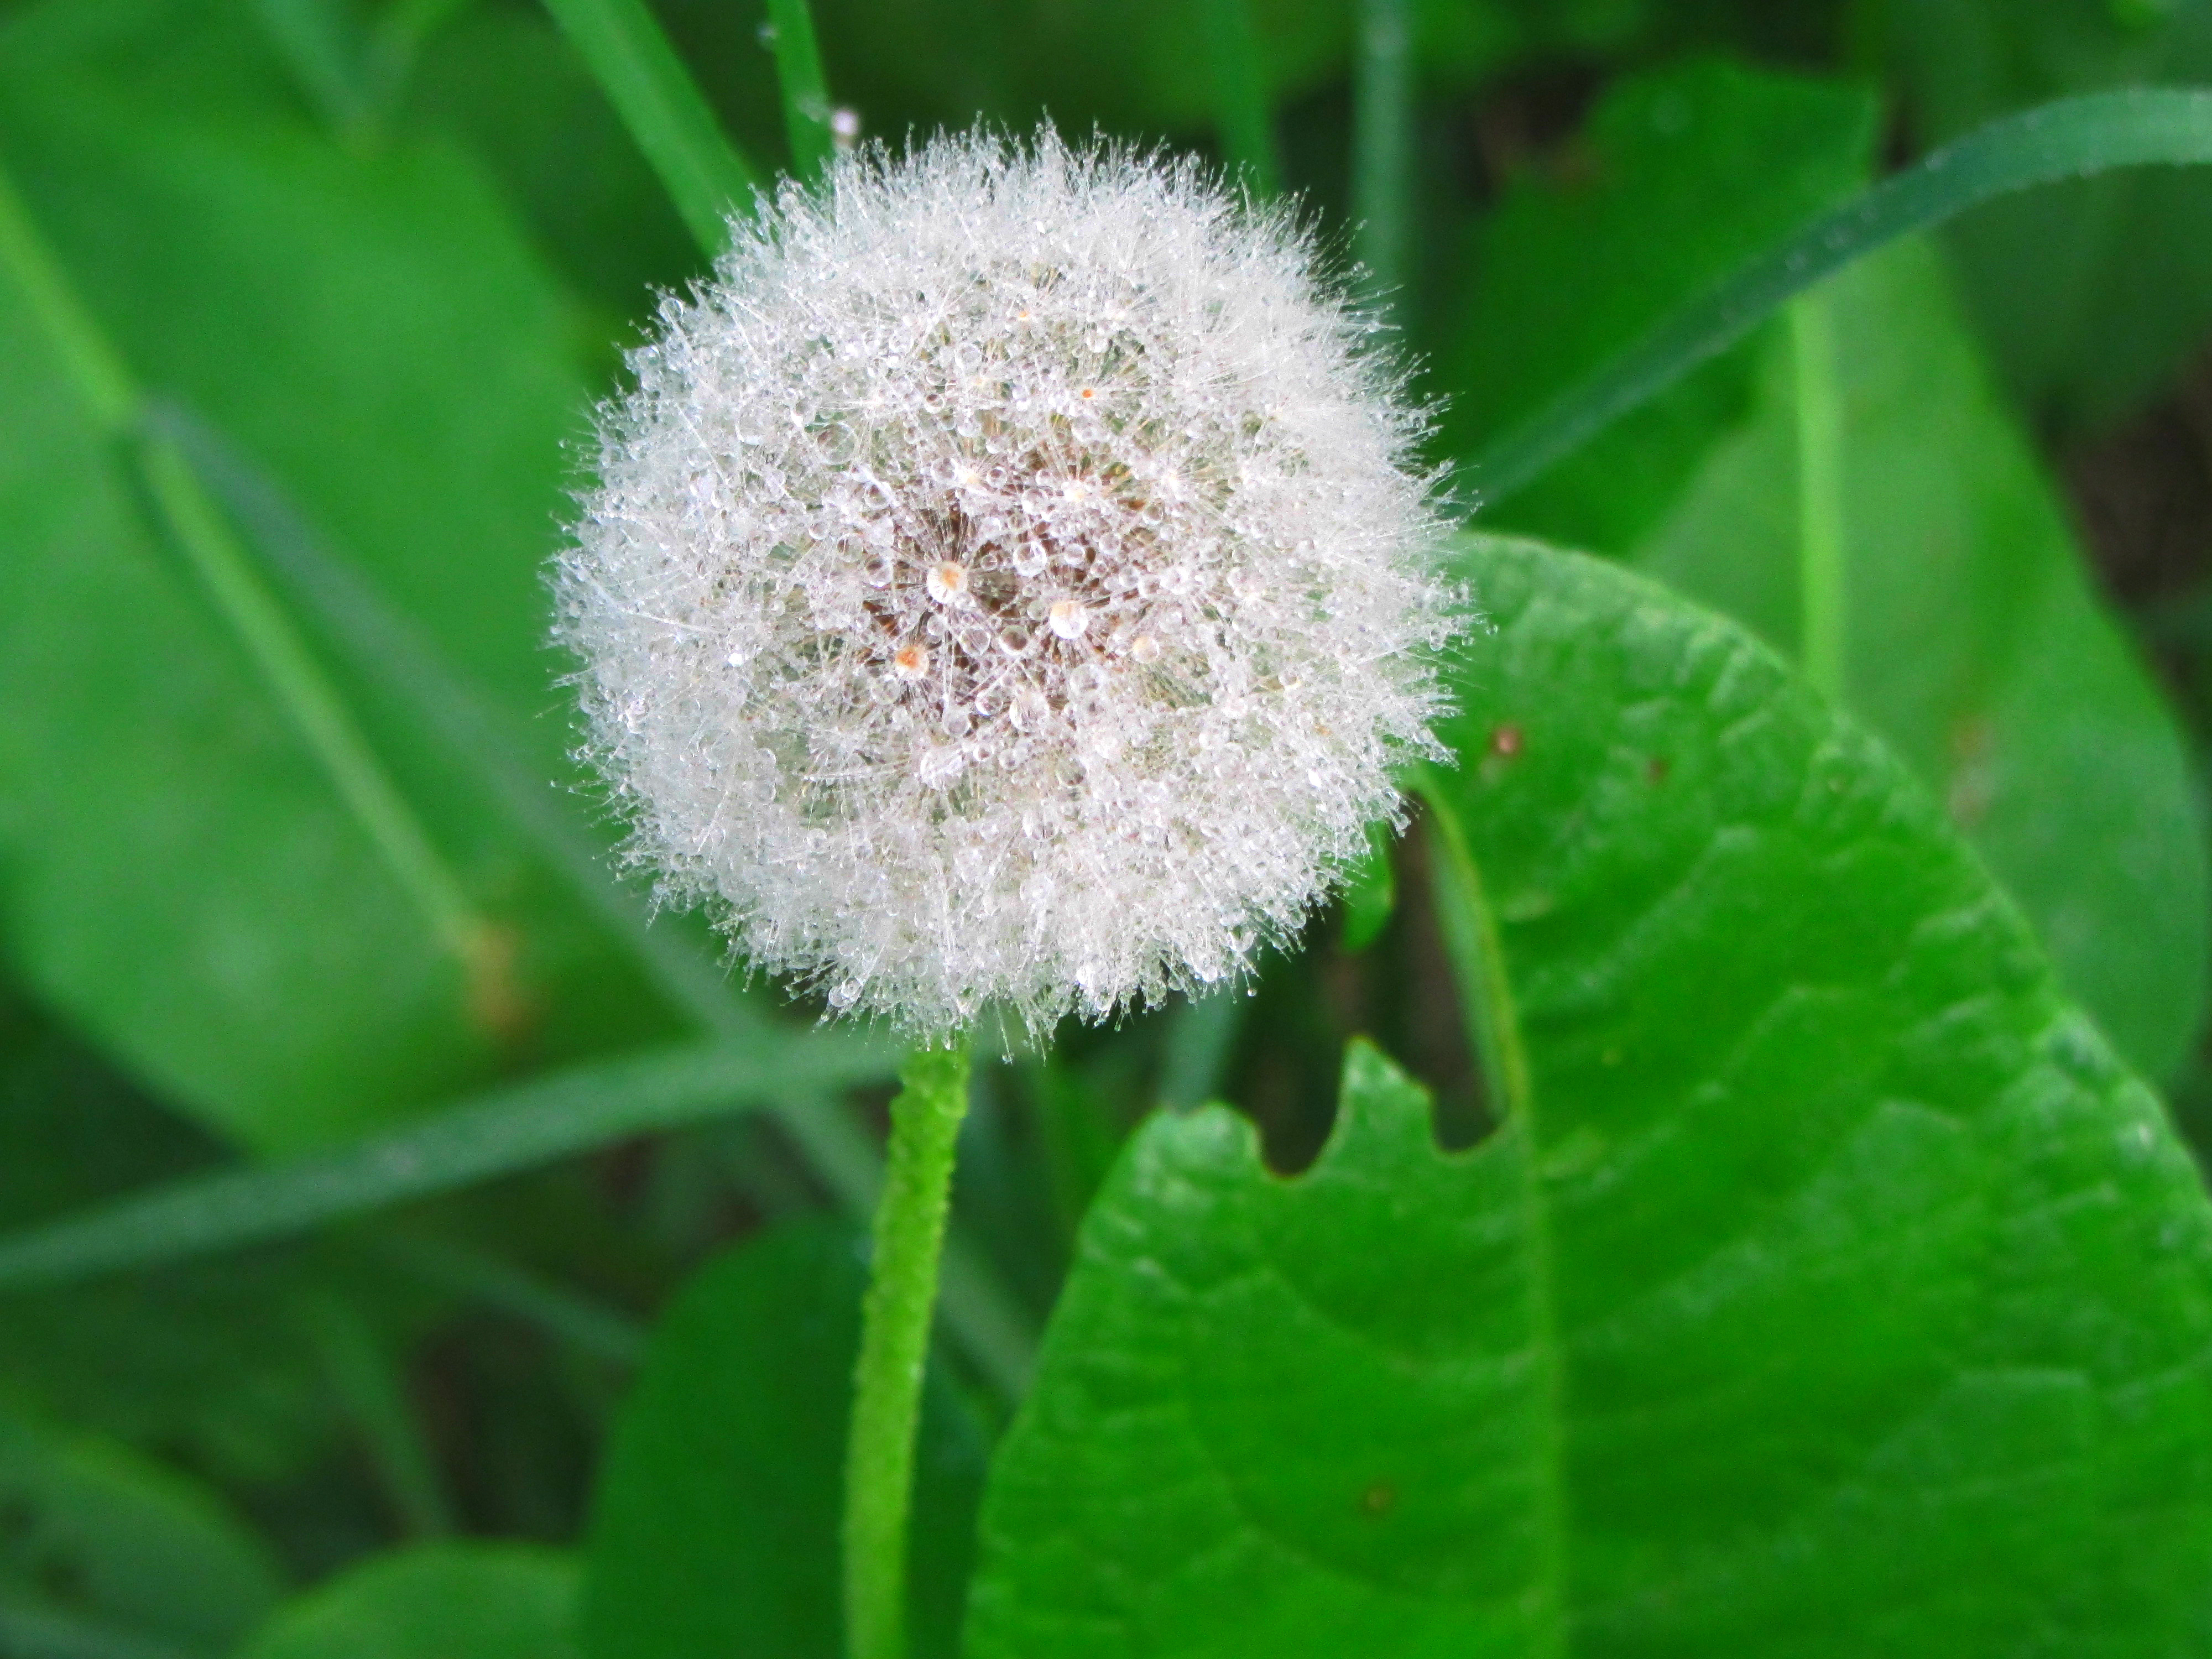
[147,403,757,1043]
[371,1233,648,1368]
[539,0,760,255]
[0,1035,894,1295]
[763,0,834,184]
[1472,88,2212,506]
[298,1290,457,1537]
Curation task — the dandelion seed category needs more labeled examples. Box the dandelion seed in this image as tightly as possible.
[926,561,969,603]
[556,127,1453,1034]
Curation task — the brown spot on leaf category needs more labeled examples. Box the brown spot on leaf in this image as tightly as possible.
[1489,723,1524,759]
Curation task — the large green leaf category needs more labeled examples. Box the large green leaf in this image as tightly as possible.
[0,204,485,1154]
[1634,237,2208,1080]
[1433,58,1878,551]
[0,1406,283,1655]
[1878,0,2212,432]
[236,1542,577,1659]
[967,536,2212,1655]
[0,0,685,1151]
[582,1218,985,1659]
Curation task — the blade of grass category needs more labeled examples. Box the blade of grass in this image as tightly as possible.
[155,404,1040,1397]
[371,1233,649,1369]
[299,1290,457,1537]
[1201,0,1280,197]
[1351,0,1413,302]
[1471,88,2212,507]
[763,0,834,184]
[0,154,497,997]
[540,0,760,254]
[0,1034,893,1293]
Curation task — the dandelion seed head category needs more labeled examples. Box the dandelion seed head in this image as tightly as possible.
[556,127,1452,1035]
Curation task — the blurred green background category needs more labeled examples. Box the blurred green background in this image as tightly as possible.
[8,0,2212,1650]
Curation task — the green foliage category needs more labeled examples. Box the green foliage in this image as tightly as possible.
[969,538,2212,1653]
[1455,59,2209,1081]
[581,1220,985,1659]
[5,1,2212,1648]
[0,1407,283,1655]
[1436,58,1880,547]
[236,1542,578,1659]
[0,0,686,1152]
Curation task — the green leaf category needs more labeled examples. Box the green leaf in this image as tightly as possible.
[1879,0,2212,431]
[1633,236,2208,1080]
[967,535,2212,1653]
[0,1407,283,1655]
[762,0,835,184]
[1436,58,1880,551]
[1443,59,2209,1079]
[0,1,689,1151]
[793,0,1347,139]
[236,1542,577,1659]
[582,1218,985,1659]
[0,215,477,1155]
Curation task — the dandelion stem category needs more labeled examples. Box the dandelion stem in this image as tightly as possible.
[843,1040,973,1659]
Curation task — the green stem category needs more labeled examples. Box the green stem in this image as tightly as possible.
[540,0,760,255]
[1157,988,1244,1110]
[300,1291,456,1537]
[844,1041,973,1659]
[137,436,484,963]
[763,0,836,184]
[1351,0,1413,302]
[0,161,136,432]
[1789,290,1847,702]
[1201,0,1280,197]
